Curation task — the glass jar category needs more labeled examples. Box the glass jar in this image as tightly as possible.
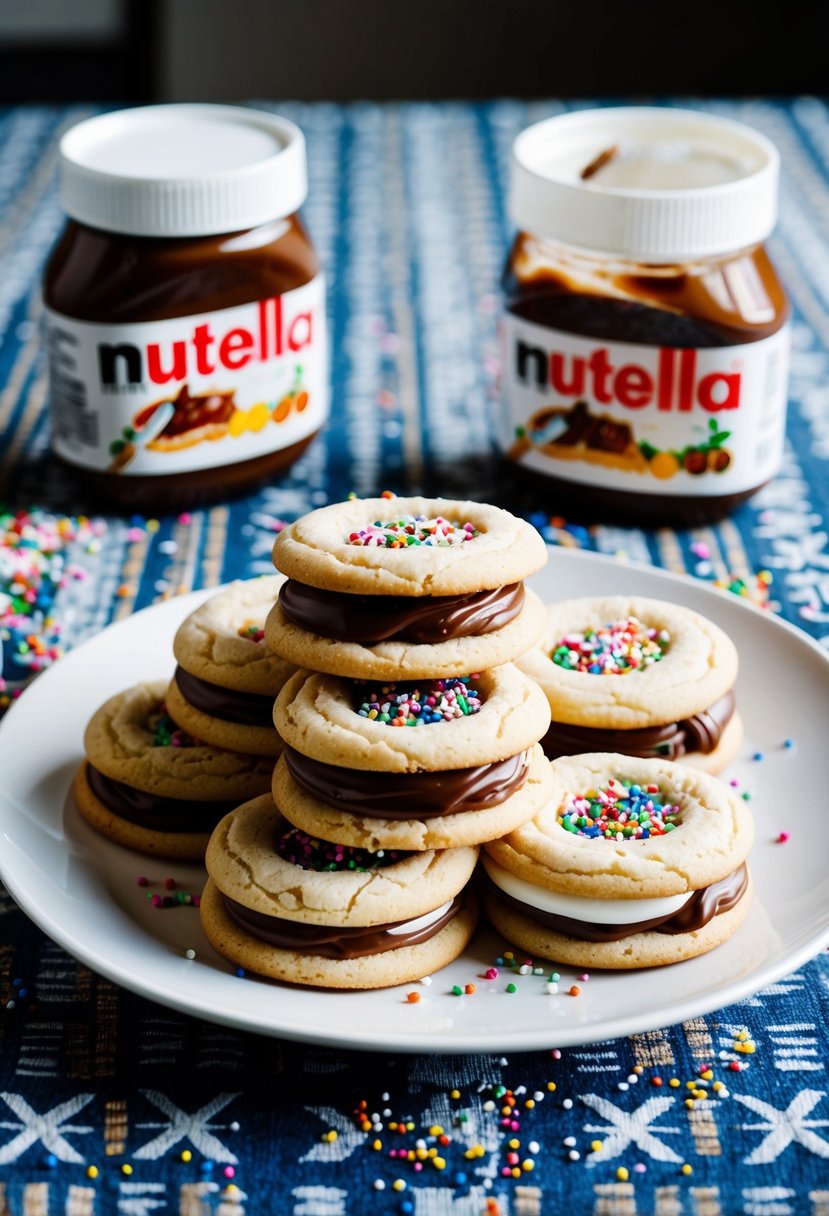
[43,104,327,512]
[500,108,790,526]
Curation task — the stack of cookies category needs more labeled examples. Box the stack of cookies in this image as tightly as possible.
[482,752,754,968]
[75,496,755,980]
[76,577,293,859]
[272,665,553,851]
[75,681,273,860]
[485,593,754,969]
[519,595,742,772]
[201,496,555,988]
[166,576,293,758]
[200,795,480,990]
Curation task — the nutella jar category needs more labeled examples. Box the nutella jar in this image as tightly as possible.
[44,105,326,511]
[501,108,790,526]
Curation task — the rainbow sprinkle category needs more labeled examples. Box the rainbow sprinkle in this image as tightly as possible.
[238,621,265,642]
[552,616,669,675]
[356,677,482,725]
[276,827,409,872]
[1,507,106,713]
[715,569,774,611]
[149,704,198,748]
[347,516,478,547]
[558,780,681,839]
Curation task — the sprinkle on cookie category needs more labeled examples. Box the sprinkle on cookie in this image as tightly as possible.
[356,677,482,725]
[552,617,669,675]
[238,620,265,642]
[347,516,478,547]
[149,704,199,748]
[558,780,681,840]
[276,827,409,872]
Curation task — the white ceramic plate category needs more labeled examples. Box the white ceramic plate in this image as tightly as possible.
[1,550,827,1054]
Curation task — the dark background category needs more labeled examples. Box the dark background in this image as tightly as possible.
[0,0,826,103]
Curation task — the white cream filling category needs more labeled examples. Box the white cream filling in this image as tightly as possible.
[386,899,453,936]
[482,855,689,925]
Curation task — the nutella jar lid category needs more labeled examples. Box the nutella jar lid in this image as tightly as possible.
[510,107,780,262]
[58,104,308,238]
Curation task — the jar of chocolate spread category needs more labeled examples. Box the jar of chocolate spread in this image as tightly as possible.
[44,105,326,511]
[500,108,790,526]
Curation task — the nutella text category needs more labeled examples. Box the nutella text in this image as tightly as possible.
[99,296,314,389]
[515,339,742,413]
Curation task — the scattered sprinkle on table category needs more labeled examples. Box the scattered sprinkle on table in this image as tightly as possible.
[0,507,106,714]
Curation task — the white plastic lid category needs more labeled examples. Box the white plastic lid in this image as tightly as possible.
[58,104,308,238]
[510,107,780,262]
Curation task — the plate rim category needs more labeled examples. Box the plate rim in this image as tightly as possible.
[2,548,829,1053]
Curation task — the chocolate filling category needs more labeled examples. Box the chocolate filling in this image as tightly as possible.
[174,666,276,728]
[486,863,748,942]
[278,580,525,644]
[541,690,736,761]
[86,764,237,833]
[222,892,463,959]
[283,746,530,818]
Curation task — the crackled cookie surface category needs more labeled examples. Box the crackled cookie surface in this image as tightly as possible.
[207,795,478,924]
[77,681,274,859]
[173,577,293,693]
[83,680,272,802]
[83,681,274,799]
[270,664,553,850]
[482,752,754,968]
[518,595,742,771]
[266,497,547,678]
[273,665,551,772]
[201,795,478,988]
[167,578,293,756]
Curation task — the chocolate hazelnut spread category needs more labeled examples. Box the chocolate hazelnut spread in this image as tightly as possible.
[541,690,735,761]
[283,746,530,818]
[486,863,748,943]
[86,764,236,832]
[222,893,463,959]
[44,105,327,511]
[173,666,276,728]
[278,580,525,645]
[502,108,791,526]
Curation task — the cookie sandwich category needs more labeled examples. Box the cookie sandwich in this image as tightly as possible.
[519,596,742,773]
[265,497,548,678]
[201,795,479,989]
[75,681,274,859]
[483,753,754,969]
[166,577,294,756]
[272,664,553,850]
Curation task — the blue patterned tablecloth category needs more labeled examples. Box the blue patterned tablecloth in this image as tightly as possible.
[1,100,829,1215]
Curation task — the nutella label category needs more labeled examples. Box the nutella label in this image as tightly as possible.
[46,275,327,475]
[500,316,790,495]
